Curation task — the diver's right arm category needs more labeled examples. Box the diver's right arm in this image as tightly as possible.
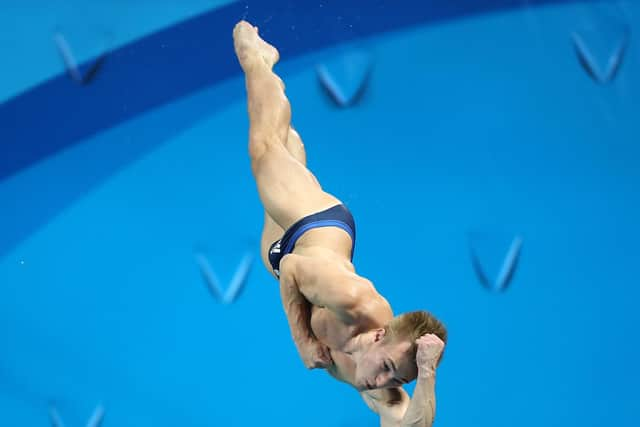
[279,260,332,369]
[280,253,375,324]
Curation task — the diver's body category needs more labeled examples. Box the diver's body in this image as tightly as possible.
[279,234,396,385]
[233,20,444,426]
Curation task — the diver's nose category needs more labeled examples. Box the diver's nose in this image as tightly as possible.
[379,374,390,388]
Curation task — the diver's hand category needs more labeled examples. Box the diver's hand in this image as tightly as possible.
[416,334,445,377]
[300,339,333,370]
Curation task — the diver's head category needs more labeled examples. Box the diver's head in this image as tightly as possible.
[353,311,447,391]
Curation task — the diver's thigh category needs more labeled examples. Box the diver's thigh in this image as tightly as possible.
[252,143,341,230]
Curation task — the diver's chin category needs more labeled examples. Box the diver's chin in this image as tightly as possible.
[360,381,375,391]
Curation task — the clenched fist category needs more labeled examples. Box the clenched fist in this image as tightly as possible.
[301,339,333,370]
[416,333,445,377]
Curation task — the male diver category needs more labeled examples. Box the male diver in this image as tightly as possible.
[233,20,447,427]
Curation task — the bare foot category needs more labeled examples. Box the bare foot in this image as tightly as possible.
[233,20,280,71]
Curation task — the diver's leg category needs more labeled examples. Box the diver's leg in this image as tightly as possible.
[233,21,340,233]
[260,127,319,275]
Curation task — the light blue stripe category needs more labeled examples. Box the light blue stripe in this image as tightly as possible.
[283,220,355,255]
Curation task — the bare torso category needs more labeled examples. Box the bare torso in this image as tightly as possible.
[289,227,394,387]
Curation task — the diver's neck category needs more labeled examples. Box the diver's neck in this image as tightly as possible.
[343,330,376,356]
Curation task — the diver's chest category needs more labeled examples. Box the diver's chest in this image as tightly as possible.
[310,306,355,349]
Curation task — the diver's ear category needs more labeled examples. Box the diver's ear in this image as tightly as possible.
[374,328,385,342]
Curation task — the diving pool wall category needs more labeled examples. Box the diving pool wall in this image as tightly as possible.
[1,1,639,426]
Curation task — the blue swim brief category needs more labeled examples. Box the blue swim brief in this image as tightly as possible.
[268,204,356,279]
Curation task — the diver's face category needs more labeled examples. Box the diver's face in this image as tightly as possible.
[354,338,418,391]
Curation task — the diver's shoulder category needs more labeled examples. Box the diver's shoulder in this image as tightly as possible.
[362,387,408,407]
[360,387,410,425]
[347,279,393,328]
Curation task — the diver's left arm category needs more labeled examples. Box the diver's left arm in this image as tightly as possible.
[399,368,437,427]
[398,334,445,427]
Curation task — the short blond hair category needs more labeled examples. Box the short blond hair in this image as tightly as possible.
[383,310,448,367]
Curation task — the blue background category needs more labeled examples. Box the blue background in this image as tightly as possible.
[1,1,639,426]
